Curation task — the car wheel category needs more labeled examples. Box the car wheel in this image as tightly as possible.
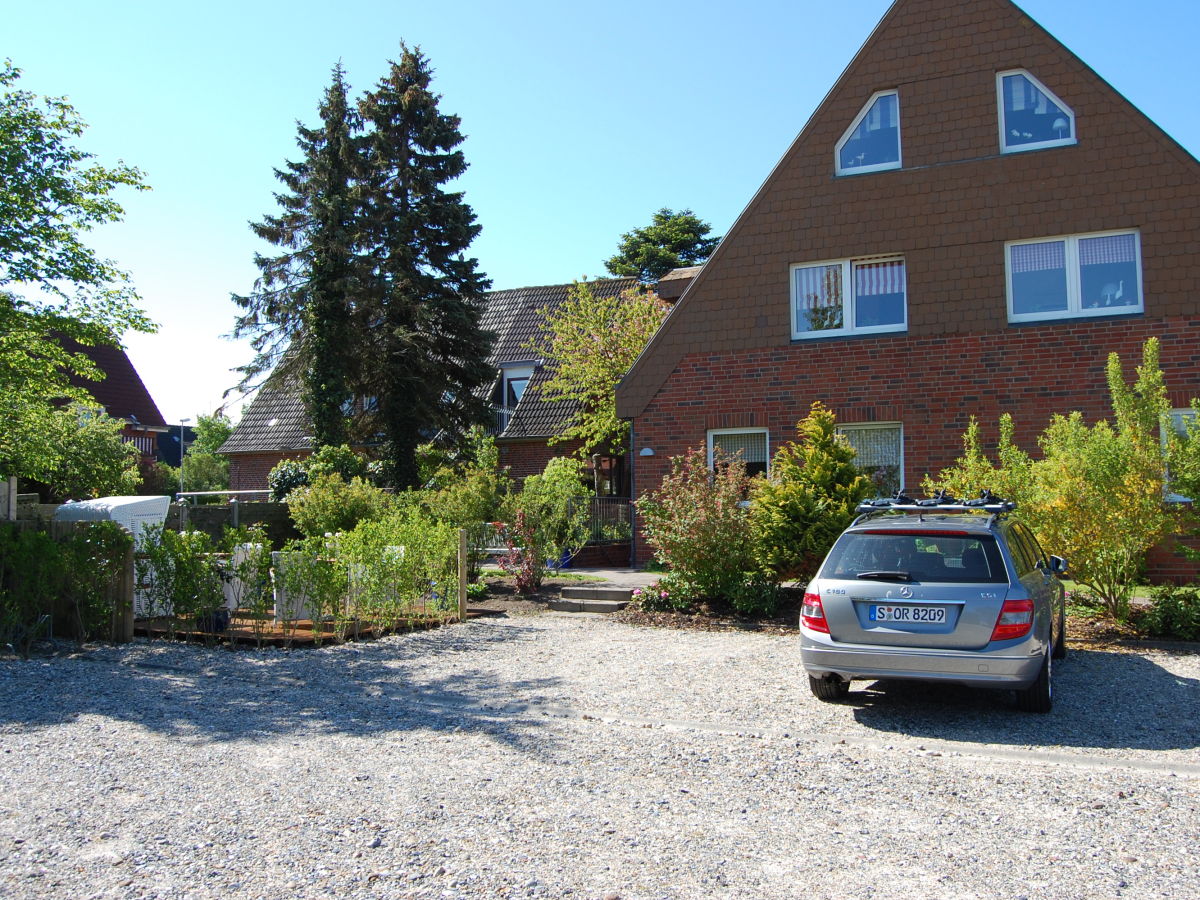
[809,674,850,702]
[1016,647,1052,713]
[1052,605,1067,660]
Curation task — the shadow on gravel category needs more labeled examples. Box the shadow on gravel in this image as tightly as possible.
[847,649,1200,751]
[0,621,566,756]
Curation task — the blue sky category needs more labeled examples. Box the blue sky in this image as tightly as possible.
[7,0,1197,422]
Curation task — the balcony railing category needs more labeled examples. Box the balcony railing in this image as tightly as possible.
[491,404,516,435]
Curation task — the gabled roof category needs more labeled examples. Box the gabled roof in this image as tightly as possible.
[220,277,641,453]
[487,277,638,440]
[63,336,167,428]
[219,377,310,454]
[482,278,637,367]
[614,0,1200,420]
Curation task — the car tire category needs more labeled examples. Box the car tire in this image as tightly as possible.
[1052,605,1067,660]
[1015,648,1052,713]
[809,674,850,702]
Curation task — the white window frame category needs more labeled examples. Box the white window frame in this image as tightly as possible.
[502,365,535,408]
[835,89,902,176]
[997,69,1076,154]
[1005,229,1144,323]
[707,428,770,476]
[837,422,905,493]
[790,256,908,340]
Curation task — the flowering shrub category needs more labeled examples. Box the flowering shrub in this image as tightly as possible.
[497,510,545,594]
[635,448,755,602]
[631,577,689,612]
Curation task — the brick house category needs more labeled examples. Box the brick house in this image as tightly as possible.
[63,336,169,459]
[615,0,1200,575]
[222,277,639,492]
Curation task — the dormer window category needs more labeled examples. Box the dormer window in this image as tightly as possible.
[836,90,901,175]
[998,70,1075,153]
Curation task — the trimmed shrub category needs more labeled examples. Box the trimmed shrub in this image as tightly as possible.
[287,473,394,537]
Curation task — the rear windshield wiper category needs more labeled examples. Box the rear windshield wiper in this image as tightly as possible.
[855,571,913,582]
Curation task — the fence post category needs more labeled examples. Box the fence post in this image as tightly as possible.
[112,542,135,643]
[457,527,467,622]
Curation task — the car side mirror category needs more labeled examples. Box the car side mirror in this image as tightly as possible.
[1048,555,1067,576]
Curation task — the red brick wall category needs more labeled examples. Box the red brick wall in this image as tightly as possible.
[228,451,310,493]
[497,439,583,484]
[628,315,1200,581]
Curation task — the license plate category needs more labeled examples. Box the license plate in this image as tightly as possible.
[870,604,947,624]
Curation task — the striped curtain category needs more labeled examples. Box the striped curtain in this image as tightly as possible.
[713,431,767,466]
[854,259,905,296]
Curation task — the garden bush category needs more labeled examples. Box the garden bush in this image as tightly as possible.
[268,459,310,501]
[0,521,131,653]
[1141,585,1200,641]
[749,402,873,582]
[287,473,394,537]
[137,525,225,640]
[636,447,755,602]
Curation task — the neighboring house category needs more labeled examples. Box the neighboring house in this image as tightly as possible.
[615,0,1200,576]
[222,277,640,492]
[63,336,168,459]
[482,277,638,492]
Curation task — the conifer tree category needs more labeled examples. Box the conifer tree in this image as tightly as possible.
[233,63,360,449]
[356,45,493,488]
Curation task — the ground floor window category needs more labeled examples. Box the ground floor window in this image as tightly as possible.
[707,428,769,477]
[837,422,903,496]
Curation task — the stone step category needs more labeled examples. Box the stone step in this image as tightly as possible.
[548,597,629,613]
[550,586,633,613]
[559,586,633,602]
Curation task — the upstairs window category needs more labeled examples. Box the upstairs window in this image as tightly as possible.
[1006,230,1142,322]
[708,428,769,478]
[792,257,907,339]
[836,90,901,175]
[998,70,1075,153]
[502,365,534,408]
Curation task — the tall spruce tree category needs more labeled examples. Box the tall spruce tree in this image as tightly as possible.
[232,63,360,448]
[356,45,493,489]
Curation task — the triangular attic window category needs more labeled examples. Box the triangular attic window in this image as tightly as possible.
[997,70,1076,153]
[836,90,901,176]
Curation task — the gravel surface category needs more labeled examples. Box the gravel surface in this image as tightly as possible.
[2,613,1198,899]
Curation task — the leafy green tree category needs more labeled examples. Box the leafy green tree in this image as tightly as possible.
[287,473,394,537]
[233,63,360,449]
[180,452,229,499]
[519,457,593,567]
[604,208,721,283]
[927,338,1172,621]
[749,403,874,581]
[0,60,153,482]
[531,281,668,458]
[37,404,141,501]
[190,412,234,455]
[356,45,494,489]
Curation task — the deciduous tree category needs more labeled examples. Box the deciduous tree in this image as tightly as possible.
[531,281,668,458]
[0,61,153,482]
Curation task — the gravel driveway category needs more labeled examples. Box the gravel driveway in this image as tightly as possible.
[2,613,1198,899]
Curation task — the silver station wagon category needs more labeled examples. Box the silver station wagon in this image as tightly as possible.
[800,495,1067,713]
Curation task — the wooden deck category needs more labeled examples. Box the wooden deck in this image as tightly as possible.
[133,611,483,648]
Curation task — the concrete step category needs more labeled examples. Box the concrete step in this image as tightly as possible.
[560,586,632,602]
[550,586,633,613]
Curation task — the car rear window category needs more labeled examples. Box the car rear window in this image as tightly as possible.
[821,531,1009,584]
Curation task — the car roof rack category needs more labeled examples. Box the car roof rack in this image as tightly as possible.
[853,490,1015,525]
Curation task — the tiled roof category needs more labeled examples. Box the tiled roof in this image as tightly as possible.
[500,365,576,439]
[482,278,637,367]
[63,336,167,428]
[220,277,640,453]
[219,377,311,454]
[486,278,637,440]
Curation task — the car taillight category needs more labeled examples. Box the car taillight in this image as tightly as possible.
[990,598,1034,642]
[802,592,830,633]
